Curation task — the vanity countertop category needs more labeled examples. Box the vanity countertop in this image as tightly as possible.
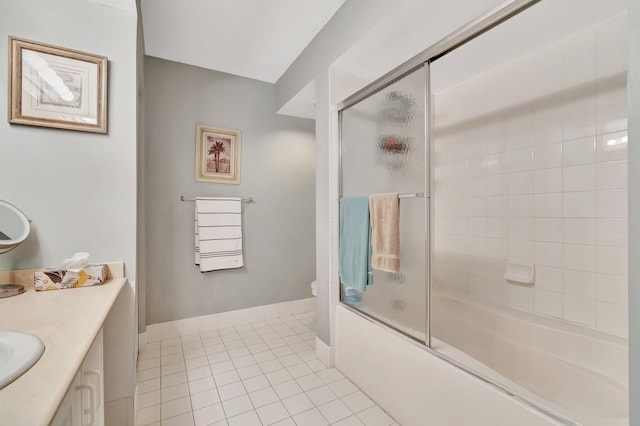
[0,264,126,426]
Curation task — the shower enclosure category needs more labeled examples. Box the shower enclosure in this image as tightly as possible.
[337,1,628,425]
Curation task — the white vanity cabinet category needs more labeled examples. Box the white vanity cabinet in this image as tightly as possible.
[52,329,104,426]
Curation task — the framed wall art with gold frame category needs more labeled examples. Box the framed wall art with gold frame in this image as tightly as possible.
[8,36,108,133]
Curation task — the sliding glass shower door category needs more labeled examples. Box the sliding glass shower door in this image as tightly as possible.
[339,65,428,342]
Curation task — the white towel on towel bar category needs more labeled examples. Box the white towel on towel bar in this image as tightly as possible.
[195,197,244,272]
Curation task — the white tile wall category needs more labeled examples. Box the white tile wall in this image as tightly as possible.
[433,13,628,337]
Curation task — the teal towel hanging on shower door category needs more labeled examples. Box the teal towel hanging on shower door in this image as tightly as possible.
[339,196,373,292]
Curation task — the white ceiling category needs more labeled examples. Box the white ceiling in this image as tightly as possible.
[141,0,346,83]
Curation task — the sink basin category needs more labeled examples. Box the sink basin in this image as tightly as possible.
[0,331,45,389]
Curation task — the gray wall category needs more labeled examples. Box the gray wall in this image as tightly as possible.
[144,57,316,325]
[0,0,138,278]
[0,0,139,414]
[628,0,638,421]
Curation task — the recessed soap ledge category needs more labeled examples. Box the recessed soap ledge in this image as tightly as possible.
[0,262,127,426]
[504,262,535,285]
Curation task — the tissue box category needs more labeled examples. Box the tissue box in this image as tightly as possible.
[34,264,107,291]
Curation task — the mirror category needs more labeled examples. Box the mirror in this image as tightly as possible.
[0,200,30,251]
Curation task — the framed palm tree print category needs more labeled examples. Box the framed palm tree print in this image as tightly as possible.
[195,124,242,184]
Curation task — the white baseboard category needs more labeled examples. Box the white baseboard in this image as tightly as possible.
[144,297,316,343]
[315,337,334,367]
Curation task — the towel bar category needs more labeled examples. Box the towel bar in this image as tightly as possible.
[338,192,428,202]
[180,196,254,203]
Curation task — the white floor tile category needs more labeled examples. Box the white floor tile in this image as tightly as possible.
[356,406,394,426]
[186,356,209,370]
[232,354,256,368]
[279,354,303,367]
[187,366,212,382]
[243,375,271,393]
[217,381,246,401]
[273,380,303,399]
[243,336,262,345]
[202,337,223,348]
[296,373,324,391]
[214,370,241,386]
[292,407,329,426]
[256,401,289,425]
[306,359,327,372]
[341,391,375,413]
[327,378,358,397]
[287,363,313,379]
[237,364,263,380]
[211,360,235,375]
[188,376,216,394]
[225,339,246,350]
[208,351,231,364]
[161,383,190,403]
[267,339,288,350]
[297,349,316,360]
[183,340,204,351]
[264,367,293,386]
[193,403,225,426]
[253,350,277,363]
[249,342,270,353]
[139,349,162,361]
[227,410,261,426]
[161,345,183,356]
[138,357,161,370]
[222,394,253,418]
[281,392,314,416]
[136,314,395,426]
[161,338,181,348]
[138,390,161,409]
[332,415,365,426]
[259,359,284,373]
[229,347,252,358]
[147,342,161,352]
[317,368,344,384]
[205,344,227,356]
[161,411,194,426]
[190,389,221,410]
[306,385,338,406]
[137,405,161,425]
[283,336,303,345]
[162,371,188,388]
[317,398,352,423]
[271,418,296,426]
[248,386,280,408]
[138,378,161,395]
[181,334,201,344]
[184,348,206,360]
[161,354,184,367]
[162,361,186,376]
[272,346,295,358]
[161,396,192,419]
[137,367,161,382]
[200,330,219,340]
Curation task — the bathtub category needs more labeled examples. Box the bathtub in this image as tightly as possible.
[335,293,628,426]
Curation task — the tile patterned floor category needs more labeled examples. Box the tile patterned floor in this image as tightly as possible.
[135,312,398,426]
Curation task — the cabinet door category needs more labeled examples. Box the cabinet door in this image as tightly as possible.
[52,329,104,426]
[51,370,83,426]
[81,329,104,426]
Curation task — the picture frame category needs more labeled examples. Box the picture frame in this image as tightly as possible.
[195,124,242,184]
[7,36,108,133]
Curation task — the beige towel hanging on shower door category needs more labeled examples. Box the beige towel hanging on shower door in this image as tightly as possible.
[369,193,400,272]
